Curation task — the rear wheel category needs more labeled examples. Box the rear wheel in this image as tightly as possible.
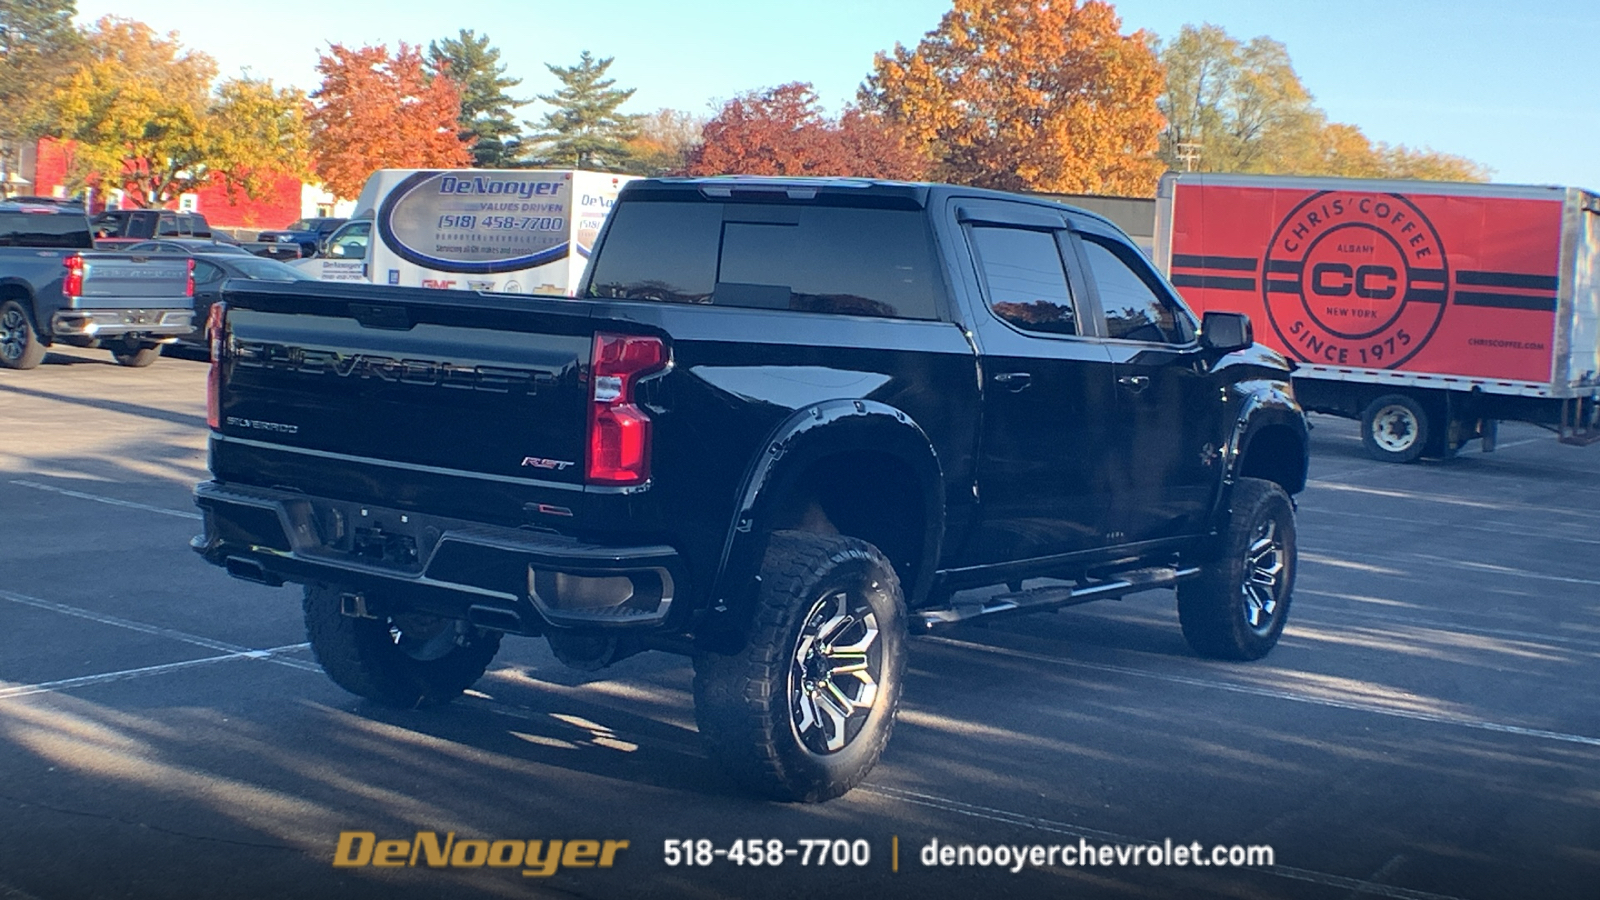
[693,531,906,802]
[302,584,502,708]
[1360,394,1429,463]
[0,300,45,369]
[111,342,161,367]
[1178,477,1296,660]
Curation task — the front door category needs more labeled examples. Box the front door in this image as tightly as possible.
[955,202,1119,566]
[1076,228,1224,543]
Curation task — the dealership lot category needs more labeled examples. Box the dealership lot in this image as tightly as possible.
[1,348,1596,900]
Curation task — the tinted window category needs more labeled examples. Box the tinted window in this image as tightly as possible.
[585,202,719,303]
[225,257,315,281]
[193,260,225,284]
[1084,235,1193,343]
[588,200,941,319]
[0,213,93,248]
[967,225,1077,335]
[156,215,180,237]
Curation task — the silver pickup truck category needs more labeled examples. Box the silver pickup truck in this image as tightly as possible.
[0,202,195,368]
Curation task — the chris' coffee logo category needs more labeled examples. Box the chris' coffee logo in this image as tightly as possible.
[1262,191,1449,369]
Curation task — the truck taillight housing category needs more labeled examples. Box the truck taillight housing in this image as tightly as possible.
[62,255,85,299]
[186,258,195,297]
[206,302,226,430]
[587,333,667,486]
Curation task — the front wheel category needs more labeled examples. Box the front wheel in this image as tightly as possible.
[693,531,906,802]
[302,584,502,708]
[1360,394,1429,463]
[1178,477,1296,660]
[111,342,161,367]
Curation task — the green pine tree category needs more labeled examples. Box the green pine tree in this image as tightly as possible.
[427,29,525,168]
[525,51,638,170]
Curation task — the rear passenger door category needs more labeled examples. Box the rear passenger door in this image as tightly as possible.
[1074,224,1223,543]
[954,200,1118,565]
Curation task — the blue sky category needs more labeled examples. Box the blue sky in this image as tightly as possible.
[74,0,1600,190]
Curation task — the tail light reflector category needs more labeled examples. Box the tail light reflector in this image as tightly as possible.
[586,333,667,486]
[186,258,195,297]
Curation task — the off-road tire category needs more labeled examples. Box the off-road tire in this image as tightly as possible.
[0,300,46,370]
[693,531,907,802]
[111,343,161,367]
[1360,394,1429,463]
[302,583,502,708]
[1178,477,1296,660]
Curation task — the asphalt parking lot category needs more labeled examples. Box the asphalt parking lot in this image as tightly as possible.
[1,347,1596,900]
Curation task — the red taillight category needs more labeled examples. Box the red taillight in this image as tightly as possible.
[62,255,85,298]
[206,302,226,430]
[586,333,667,486]
[186,258,195,297]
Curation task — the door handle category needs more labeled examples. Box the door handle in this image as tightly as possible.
[993,372,1032,392]
[1117,375,1150,393]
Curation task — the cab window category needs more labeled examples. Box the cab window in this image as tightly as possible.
[966,225,1078,336]
[1083,234,1194,344]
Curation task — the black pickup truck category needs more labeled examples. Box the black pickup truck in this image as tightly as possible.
[192,177,1309,801]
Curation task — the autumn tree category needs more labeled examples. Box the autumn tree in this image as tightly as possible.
[525,51,638,170]
[1158,22,1488,182]
[1157,24,1321,174]
[0,0,83,193]
[52,17,307,206]
[863,0,1166,195]
[308,42,471,200]
[427,29,525,168]
[685,83,928,179]
[623,108,706,176]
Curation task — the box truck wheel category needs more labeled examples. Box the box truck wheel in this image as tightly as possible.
[1361,394,1429,463]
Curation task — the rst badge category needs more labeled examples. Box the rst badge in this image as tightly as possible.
[520,457,574,470]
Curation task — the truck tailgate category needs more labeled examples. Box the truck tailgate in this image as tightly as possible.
[78,253,192,304]
[213,283,610,523]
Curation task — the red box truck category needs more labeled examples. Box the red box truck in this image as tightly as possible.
[1154,173,1600,461]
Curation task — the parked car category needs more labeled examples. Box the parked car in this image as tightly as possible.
[121,239,254,256]
[163,250,316,356]
[256,217,346,258]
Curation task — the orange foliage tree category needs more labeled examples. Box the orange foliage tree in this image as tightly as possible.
[684,82,929,180]
[308,42,471,200]
[863,0,1166,195]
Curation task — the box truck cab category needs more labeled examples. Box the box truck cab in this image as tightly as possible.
[295,169,637,295]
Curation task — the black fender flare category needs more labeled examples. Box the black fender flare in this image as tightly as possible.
[706,399,945,632]
[1213,382,1309,527]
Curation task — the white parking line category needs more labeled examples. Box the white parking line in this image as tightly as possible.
[0,588,320,673]
[0,643,312,700]
[9,479,201,521]
[923,636,1600,749]
[863,785,1466,900]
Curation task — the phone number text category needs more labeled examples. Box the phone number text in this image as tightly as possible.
[663,838,871,867]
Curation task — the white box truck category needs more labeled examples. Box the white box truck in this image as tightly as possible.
[295,169,637,295]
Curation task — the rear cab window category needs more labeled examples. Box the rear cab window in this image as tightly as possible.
[585,197,943,320]
[0,211,94,249]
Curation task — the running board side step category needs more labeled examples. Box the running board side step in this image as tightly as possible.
[915,566,1201,631]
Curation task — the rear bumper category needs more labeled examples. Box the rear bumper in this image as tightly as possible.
[52,308,193,339]
[191,481,684,631]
